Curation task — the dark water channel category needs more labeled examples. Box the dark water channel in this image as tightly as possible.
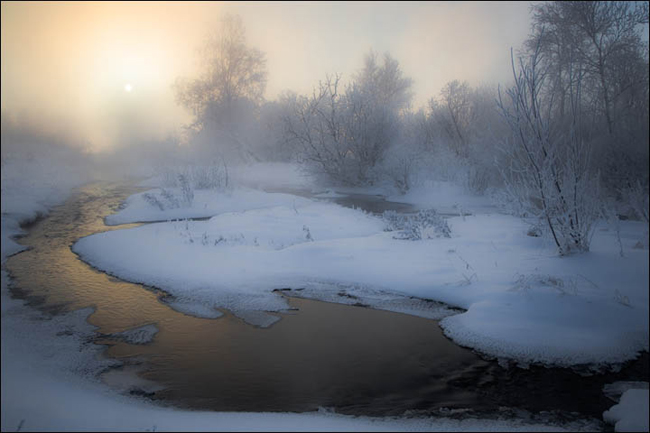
[5,182,648,421]
[263,186,417,214]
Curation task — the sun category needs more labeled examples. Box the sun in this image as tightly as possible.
[124,83,133,92]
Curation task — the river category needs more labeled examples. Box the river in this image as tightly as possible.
[5,181,647,421]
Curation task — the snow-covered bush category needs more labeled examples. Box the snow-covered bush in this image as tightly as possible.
[620,180,649,223]
[160,189,181,209]
[302,225,314,242]
[383,209,451,240]
[178,174,194,207]
[143,189,182,210]
[149,169,195,208]
[157,161,230,195]
[379,111,433,194]
[190,163,229,190]
[381,147,422,194]
[512,273,578,296]
[142,192,165,211]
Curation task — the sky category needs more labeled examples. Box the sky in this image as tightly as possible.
[1,1,533,152]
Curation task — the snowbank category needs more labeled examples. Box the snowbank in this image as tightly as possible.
[105,187,313,225]
[603,388,649,432]
[75,186,649,368]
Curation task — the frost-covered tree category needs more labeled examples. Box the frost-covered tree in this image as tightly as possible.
[526,1,649,202]
[432,80,472,158]
[281,74,351,184]
[175,14,268,163]
[423,82,505,193]
[283,52,412,186]
[497,40,600,255]
[381,110,433,193]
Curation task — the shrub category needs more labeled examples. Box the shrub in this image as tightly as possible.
[383,209,451,240]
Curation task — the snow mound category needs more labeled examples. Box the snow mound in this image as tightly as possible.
[440,294,649,368]
[105,187,313,225]
[279,281,460,320]
[76,190,649,368]
[603,388,649,432]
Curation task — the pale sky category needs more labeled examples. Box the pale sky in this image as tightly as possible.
[1,1,533,151]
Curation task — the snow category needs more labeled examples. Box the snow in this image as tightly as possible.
[76,202,391,326]
[3,158,601,431]
[1,383,579,433]
[603,388,650,432]
[279,284,458,320]
[105,187,313,225]
[100,364,166,395]
[74,191,649,367]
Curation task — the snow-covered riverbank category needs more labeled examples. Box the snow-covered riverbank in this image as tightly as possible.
[2,162,648,431]
[74,173,649,370]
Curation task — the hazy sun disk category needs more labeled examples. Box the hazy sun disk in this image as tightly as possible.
[124,83,133,92]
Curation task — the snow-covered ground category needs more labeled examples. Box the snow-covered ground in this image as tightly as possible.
[105,186,314,225]
[4,160,615,431]
[74,173,649,369]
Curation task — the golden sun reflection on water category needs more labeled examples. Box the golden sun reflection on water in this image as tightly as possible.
[6,182,483,414]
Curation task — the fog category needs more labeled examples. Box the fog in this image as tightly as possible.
[2,3,649,430]
[2,1,531,152]
[2,1,648,242]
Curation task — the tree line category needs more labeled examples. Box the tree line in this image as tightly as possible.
[174,3,649,254]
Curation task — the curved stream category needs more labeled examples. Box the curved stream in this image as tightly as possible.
[5,181,647,420]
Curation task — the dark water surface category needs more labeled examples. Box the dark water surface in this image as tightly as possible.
[6,182,647,419]
[263,186,417,214]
